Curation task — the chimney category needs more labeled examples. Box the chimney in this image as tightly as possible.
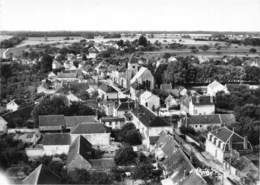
[243,136,248,150]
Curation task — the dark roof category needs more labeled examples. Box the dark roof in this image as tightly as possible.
[22,164,61,185]
[132,105,170,127]
[40,133,71,145]
[187,115,221,125]
[210,127,243,142]
[65,116,98,128]
[39,115,65,127]
[149,136,159,145]
[71,123,107,134]
[101,116,125,122]
[180,171,207,185]
[191,95,214,105]
[99,84,117,93]
[67,136,93,165]
[116,101,135,111]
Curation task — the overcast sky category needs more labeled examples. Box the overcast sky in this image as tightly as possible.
[1,0,260,31]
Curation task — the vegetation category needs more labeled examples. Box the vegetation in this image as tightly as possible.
[0,36,26,48]
[115,123,142,145]
[114,146,137,165]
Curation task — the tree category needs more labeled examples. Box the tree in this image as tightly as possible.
[199,45,210,51]
[138,35,148,47]
[118,123,142,145]
[39,54,53,73]
[114,146,137,165]
[249,48,257,53]
[0,64,12,81]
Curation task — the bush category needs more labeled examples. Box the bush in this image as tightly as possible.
[114,146,137,165]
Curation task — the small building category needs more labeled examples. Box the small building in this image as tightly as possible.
[205,127,253,163]
[130,67,154,90]
[207,80,229,96]
[98,84,118,100]
[70,123,110,145]
[113,101,135,117]
[22,164,61,185]
[165,94,178,109]
[180,95,215,115]
[38,115,65,132]
[6,99,20,112]
[140,91,160,111]
[0,116,8,133]
[40,133,71,156]
[181,114,236,131]
[100,116,125,129]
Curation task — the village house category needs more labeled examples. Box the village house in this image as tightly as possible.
[22,164,61,185]
[131,105,172,149]
[130,67,154,90]
[39,133,71,156]
[113,100,135,117]
[164,94,179,109]
[205,126,253,163]
[100,116,125,129]
[6,99,20,112]
[180,95,215,115]
[87,46,99,59]
[155,131,207,185]
[207,80,229,96]
[38,115,66,132]
[0,116,8,133]
[140,91,160,111]
[130,82,144,101]
[181,114,236,131]
[70,123,110,145]
[98,84,118,100]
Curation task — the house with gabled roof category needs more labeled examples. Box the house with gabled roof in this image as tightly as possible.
[130,67,154,90]
[181,114,236,131]
[67,135,94,172]
[39,133,71,155]
[207,80,229,96]
[131,105,172,149]
[180,95,215,115]
[38,115,65,132]
[113,100,135,117]
[98,84,118,100]
[140,91,160,111]
[22,164,61,185]
[70,123,110,145]
[205,126,253,163]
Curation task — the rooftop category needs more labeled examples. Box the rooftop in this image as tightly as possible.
[71,123,107,134]
[65,115,98,128]
[191,95,214,105]
[99,84,118,93]
[40,133,71,145]
[39,115,65,127]
[210,126,243,142]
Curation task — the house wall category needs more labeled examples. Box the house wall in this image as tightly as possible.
[42,145,70,156]
[6,102,19,112]
[207,86,228,96]
[136,70,154,90]
[189,123,221,131]
[98,89,118,100]
[205,133,225,163]
[113,109,127,117]
[25,148,44,158]
[71,133,110,145]
[140,95,160,110]
[103,120,124,129]
[189,102,215,115]
[0,122,7,133]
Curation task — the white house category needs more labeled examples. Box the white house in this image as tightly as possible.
[88,47,99,59]
[207,80,229,96]
[140,91,160,111]
[70,123,110,146]
[164,95,178,109]
[130,67,154,90]
[0,116,8,133]
[181,95,215,115]
[40,133,71,156]
[6,99,20,112]
[100,117,125,129]
[205,127,252,163]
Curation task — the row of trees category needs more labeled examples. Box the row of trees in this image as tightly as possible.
[0,36,25,48]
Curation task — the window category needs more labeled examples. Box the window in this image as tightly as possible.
[213,138,217,145]
[195,125,198,128]
[209,134,213,141]
[145,102,148,107]
[218,141,222,148]
[200,125,202,127]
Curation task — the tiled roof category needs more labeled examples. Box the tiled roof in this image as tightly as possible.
[101,116,125,122]
[187,115,221,125]
[67,136,93,166]
[179,171,207,185]
[132,105,170,127]
[207,80,224,89]
[65,116,98,128]
[99,84,117,93]
[191,95,214,105]
[71,123,107,134]
[40,133,71,145]
[210,126,243,142]
[39,115,65,127]
[22,164,61,185]
[116,101,135,111]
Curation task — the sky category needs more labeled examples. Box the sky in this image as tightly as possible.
[1,0,260,31]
